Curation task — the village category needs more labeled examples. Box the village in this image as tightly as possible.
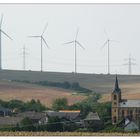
[0,75,139,132]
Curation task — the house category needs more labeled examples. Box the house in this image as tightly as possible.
[0,116,23,127]
[16,111,46,124]
[84,112,103,129]
[111,75,140,125]
[46,110,80,120]
[39,110,81,125]
[124,121,139,132]
[0,107,11,117]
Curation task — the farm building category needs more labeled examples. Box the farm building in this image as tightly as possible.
[0,107,11,117]
[84,112,103,130]
[0,117,23,127]
[39,110,81,124]
[16,111,46,124]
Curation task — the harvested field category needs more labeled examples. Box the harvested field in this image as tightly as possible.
[0,80,86,107]
[0,70,140,104]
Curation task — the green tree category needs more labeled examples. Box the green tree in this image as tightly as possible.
[20,117,35,131]
[6,100,26,111]
[26,99,46,112]
[52,98,68,111]
[71,82,80,90]
[46,116,63,132]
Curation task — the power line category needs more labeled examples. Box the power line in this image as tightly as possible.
[123,54,136,75]
[21,44,28,71]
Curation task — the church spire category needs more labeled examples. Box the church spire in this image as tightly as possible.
[113,75,121,93]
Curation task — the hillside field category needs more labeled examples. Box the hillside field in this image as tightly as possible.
[0,69,140,104]
[0,80,86,107]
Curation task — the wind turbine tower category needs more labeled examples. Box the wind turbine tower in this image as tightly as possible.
[29,23,49,72]
[101,30,118,75]
[0,14,13,70]
[64,28,85,74]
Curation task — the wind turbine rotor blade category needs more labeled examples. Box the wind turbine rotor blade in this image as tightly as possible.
[42,36,49,48]
[100,40,108,49]
[132,63,137,65]
[0,14,3,27]
[109,40,119,43]
[123,63,128,66]
[63,41,74,45]
[1,29,12,40]
[42,23,48,35]
[75,28,79,40]
[104,28,109,39]
[132,58,136,61]
[76,41,85,49]
[28,35,41,38]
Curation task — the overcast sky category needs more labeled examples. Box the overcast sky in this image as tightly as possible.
[0,4,140,74]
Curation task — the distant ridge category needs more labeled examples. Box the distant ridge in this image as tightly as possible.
[0,69,140,94]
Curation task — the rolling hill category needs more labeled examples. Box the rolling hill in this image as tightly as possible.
[0,80,86,107]
[0,69,140,104]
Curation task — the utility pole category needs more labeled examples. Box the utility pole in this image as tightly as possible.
[21,45,28,71]
[124,54,136,75]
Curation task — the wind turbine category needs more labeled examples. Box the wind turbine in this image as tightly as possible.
[0,14,13,70]
[28,23,49,72]
[101,30,118,75]
[64,28,85,74]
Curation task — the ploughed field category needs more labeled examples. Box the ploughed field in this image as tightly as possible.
[0,80,86,107]
[0,70,140,103]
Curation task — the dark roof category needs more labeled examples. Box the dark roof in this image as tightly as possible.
[84,112,100,121]
[46,111,80,120]
[0,116,23,126]
[0,107,11,112]
[16,111,45,120]
[113,75,121,94]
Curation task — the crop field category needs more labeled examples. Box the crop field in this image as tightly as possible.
[0,131,140,136]
[0,70,140,104]
[1,70,140,94]
[0,80,86,107]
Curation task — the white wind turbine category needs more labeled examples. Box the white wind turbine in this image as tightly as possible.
[29,23,49,72]
[0,14,13,70]
[64,28,85,74]
[101,30,118,75]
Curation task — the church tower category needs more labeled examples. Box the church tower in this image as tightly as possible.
[111,75,121,124]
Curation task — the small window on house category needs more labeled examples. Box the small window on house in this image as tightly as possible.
[114,95,117,100]
[114,102,117,105]
[114,109,116,112]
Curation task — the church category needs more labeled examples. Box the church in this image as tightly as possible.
[111,75,140,124]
